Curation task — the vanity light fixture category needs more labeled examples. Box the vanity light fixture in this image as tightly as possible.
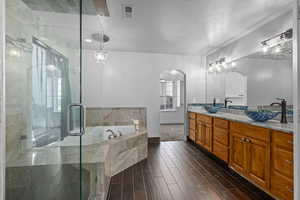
[261,29,292,52]
[208,57,227,73]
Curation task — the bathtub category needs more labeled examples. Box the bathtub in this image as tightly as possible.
[6,125,147,200]
[47,125,136,147]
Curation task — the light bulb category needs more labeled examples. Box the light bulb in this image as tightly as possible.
[208,67,214,73]
[171,70,178,75]
[262,46,268,53]
[231,62,237,67]
[95,50,108,64]
[9,49,21,57]
[275,45,281,53]
[216,65,222,72]
[84,38,92,43]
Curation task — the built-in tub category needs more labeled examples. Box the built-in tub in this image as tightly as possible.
[47,125,136,147]
[6,126,148,200]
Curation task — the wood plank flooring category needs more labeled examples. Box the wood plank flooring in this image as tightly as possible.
[107,141,274,200]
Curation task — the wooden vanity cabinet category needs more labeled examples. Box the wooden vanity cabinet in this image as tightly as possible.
[188,111,294,200]
[270,131,293,200]
[229,122,271,190]
[212,118,229,163]
[196,114,213,152]
[188,112,196,142]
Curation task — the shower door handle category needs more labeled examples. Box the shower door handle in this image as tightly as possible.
[67,103,86,136]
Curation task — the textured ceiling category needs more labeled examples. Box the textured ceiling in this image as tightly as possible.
[30,0,294,55]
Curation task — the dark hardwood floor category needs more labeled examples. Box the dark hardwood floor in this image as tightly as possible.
[107,141,274,200]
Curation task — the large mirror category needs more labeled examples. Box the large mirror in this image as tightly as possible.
[206,40,292,108]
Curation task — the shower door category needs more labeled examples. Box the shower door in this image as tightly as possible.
[5,0,92,199]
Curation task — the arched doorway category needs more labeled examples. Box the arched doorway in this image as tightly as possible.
[159,69,186,141]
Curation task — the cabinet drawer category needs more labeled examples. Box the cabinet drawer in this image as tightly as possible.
[213,141,229,163]
[189,119,196,130]
[197,114,213,125]
[272,147,293,178]
[189,112,196,119]
[271,171,293,200]
[213,127,229,146]
[230,122,270,142]
[214,118,229,129]
[189,129,196,141]
[272,131,293,151]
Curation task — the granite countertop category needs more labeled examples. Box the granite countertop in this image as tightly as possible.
[188,107,293,134]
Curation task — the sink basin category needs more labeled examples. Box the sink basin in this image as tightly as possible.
[245,110,280,122]
[204,105,221,113]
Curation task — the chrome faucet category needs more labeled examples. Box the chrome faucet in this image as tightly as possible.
[224,98,233,108]
[213,98,216,106]
[105,129,118,139]
[270,98,287,124]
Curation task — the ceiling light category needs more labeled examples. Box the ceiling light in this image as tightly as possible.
[85,38,92,43]
[231,62,237,67]
[95,50,108,64]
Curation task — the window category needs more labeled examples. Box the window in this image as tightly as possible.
[160,79,182,111]
[176,80,181,107]
[32,37,69,146]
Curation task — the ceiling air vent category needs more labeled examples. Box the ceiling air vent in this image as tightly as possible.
[122,4,134,19]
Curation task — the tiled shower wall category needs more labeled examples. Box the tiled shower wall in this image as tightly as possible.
[86,107,147,128]
[5,0,81,162]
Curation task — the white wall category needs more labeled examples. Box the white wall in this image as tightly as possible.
[83,50,206,137]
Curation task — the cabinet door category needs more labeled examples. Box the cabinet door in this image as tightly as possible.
[196,123,204,145]
[189,129,196,141]
[204,125,212,152]
[247,138,270,189]
[230,133,247,175]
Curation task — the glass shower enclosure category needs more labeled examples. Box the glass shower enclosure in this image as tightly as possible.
[4,0,105,199]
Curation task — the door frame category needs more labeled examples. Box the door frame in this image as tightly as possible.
[293,1,300,200]
[0,0,5,199]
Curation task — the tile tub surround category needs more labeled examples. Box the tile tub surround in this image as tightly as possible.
[188,106,293,133]
[6,130,148,200]
[86,107,147,128]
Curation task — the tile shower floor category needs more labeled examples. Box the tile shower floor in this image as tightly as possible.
[160,124,185,141]
[108,141,274,200]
